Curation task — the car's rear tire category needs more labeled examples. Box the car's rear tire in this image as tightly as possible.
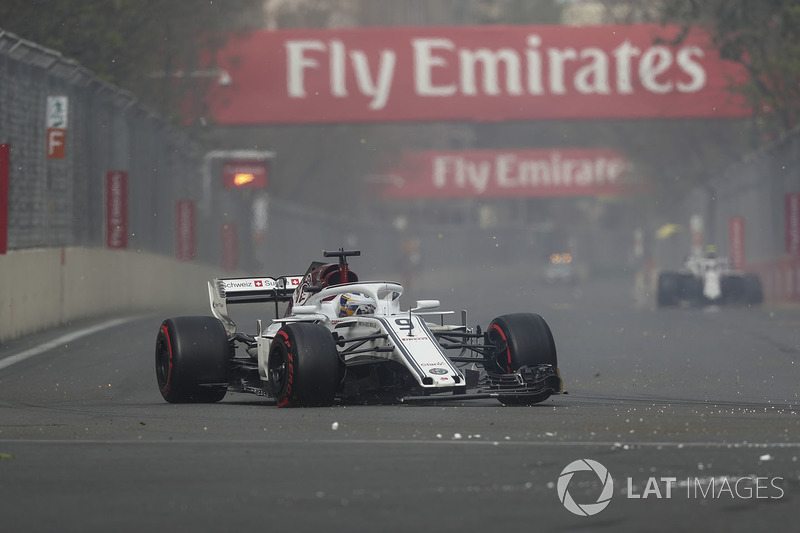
[717,273,763,305]
[268,322,340,407]
[681,274,705,305]
[721,274,746,304]
[659,272,703,306]
[487,313,559,405]
[155,316,230,403]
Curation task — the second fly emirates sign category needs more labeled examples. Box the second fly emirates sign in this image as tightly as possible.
[380,148,630,199]
[205,24,749,124]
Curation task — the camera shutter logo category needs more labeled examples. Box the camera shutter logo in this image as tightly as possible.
[557,459,614,516]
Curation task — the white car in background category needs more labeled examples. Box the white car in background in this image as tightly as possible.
[657,248,763,307]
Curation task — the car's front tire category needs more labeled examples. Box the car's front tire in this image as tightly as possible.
[487,313,559,405]
[155,316,230,403]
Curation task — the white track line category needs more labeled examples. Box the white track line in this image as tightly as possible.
[0,439,799,448]
[0,317,133,371]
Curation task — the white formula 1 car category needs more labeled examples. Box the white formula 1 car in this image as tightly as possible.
[656,249,763,307]
[155,249,563,406]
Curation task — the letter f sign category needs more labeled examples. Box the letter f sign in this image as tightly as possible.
[47,128,66,159]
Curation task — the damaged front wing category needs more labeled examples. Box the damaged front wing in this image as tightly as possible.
[400,364,562,403]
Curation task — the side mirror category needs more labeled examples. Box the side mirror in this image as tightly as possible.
[292,305,317,315]
[412,299,440,312]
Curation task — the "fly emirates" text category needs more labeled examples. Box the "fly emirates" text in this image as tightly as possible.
[286,34,706,110]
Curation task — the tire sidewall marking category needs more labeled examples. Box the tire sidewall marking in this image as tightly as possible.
[275,330,294,406]
[489,323,511,372]
[159,325,174,397]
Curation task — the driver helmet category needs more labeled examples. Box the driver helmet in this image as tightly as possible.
[338,292,376,317]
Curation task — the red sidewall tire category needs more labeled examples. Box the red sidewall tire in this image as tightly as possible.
[155,316,229,403]
[488,313,557,372]
[267,322,339,408]
[488,313,559,406]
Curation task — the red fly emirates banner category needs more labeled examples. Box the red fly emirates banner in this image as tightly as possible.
[206,24,749,124]
[380,148,630,199]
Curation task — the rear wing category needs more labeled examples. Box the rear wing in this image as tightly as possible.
[208,275,303,335]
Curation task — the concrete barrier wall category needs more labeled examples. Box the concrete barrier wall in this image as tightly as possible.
[0,247,221,343]
[750,256,800,303]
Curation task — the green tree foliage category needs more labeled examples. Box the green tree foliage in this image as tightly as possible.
[0,0,265,123]
[661,0,800,139]
[262,0,563,28]
[476,0,563,24]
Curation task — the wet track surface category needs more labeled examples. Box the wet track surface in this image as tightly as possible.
[2,266,800,532]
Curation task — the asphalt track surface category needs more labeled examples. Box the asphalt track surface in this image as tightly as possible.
[2,265,800,532]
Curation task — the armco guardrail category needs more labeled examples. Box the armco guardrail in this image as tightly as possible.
[0,247,219,343]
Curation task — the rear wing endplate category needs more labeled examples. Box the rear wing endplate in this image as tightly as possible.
[208,275,303,335]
